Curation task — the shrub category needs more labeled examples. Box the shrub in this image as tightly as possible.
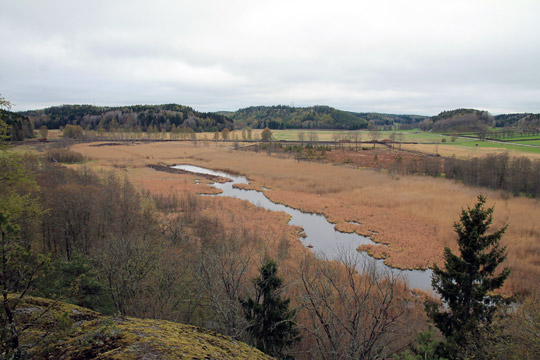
[46,149,84,163]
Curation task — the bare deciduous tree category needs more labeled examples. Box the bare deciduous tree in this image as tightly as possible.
[298,251,411,360]
[298,131,305,146]
[99,234,159,316]
[396,133,405,151]
[308,130,319,146]
[332,132,342,150]
[353,131,362,151]
[390,132,397,150]
[368,129,381,149]
[197,236,258,339]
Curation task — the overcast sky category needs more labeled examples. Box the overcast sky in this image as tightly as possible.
[1,0,540,115]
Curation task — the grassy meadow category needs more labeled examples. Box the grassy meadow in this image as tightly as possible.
[246,128,447,143]
[448,138,540,154]
[51,125,540,159]
[209,128,540,157]
[70,140,540,295]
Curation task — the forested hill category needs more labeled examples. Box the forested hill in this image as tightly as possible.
[22,104,234,132]
[229,105,428,130]
[348,111,428,127]
[23,103,539,134]
[419,108,540,132]
[419,108,493,132]
[494,113,540,128]
[0,110,34,141]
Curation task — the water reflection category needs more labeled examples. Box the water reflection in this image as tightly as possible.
[173,164,433,292]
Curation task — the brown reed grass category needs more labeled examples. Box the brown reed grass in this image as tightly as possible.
[72,141,540,294]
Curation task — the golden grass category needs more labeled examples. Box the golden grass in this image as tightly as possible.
[195,196,309,275]
[401,143,540,160]
[72,141,540,294]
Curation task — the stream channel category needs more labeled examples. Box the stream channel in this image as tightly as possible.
[173,164,433,293]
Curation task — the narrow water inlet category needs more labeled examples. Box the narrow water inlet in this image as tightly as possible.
[173,164,434,293]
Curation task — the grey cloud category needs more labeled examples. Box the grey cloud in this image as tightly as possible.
[1,0,539,115]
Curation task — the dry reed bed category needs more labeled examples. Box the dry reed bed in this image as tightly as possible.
[72,142,540,294]
[401,143,540,160]
[196,196,309,276]
[71,142,309,277]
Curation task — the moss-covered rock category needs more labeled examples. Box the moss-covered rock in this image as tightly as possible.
[15,296,273,359]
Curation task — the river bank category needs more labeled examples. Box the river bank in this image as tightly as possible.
[71,141,540,295]
[173,164,434,292]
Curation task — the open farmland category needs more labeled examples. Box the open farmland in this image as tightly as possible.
[402,140,540,159]
[448,138,540,154]
[72,140,540,295]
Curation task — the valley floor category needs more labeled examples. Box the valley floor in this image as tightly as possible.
[71,141,540,295]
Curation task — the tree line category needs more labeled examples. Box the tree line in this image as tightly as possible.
[494,112,540,128]
[0,109,34,141]
[13,100,540,139]
[23,104,234,133]
[229,105,370,130]
[420,108,540,136]
[392,152,540,199]
[420,109,494,134]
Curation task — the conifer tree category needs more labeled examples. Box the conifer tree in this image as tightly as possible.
[1,99,51,357]
[240,258,299,359]
[426,195,510,358]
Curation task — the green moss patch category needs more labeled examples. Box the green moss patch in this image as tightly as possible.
[15,296,273,359]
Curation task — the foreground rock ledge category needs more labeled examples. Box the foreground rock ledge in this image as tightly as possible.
[14,296,273,359]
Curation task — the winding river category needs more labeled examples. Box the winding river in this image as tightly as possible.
[173,164,433,293]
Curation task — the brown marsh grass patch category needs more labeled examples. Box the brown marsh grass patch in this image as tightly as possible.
[401,143,540,160]
[72,141,540,294]
[197,196,308,272]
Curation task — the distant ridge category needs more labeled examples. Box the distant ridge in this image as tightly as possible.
[229,105,427,130]
[18,104,429,132]
[21,104,234,132]
[17,104,539,133]
[419,108,540,132]
[0,109,34,140]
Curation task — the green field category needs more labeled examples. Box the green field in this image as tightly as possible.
[507,139,540,146]
[446,139,540,154]
[488,130,540,141]
[387,130,448,143]
[268,129,540,155]
[270,129,447,143]
[497,136,540,141]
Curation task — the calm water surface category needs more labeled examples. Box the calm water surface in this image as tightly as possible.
[173,164,433,292]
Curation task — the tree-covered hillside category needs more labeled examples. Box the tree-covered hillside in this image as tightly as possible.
[23,104,233,132]
[420,108,540,133]
[348,111,427,127]
[494,113,540,128]
[17,103,540,136]
[421,108,494,132]
[230,105,370,130]
[230,105,428,130]
[0,110,34,141]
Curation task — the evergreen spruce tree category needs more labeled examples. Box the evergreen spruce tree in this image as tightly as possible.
[426,195,510,358]
[394,327,447,360]
[240,258,299,359]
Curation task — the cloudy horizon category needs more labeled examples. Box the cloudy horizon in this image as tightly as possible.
[1,0,540,116]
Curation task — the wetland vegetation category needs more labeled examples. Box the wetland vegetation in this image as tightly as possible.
[2,98,540,359]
